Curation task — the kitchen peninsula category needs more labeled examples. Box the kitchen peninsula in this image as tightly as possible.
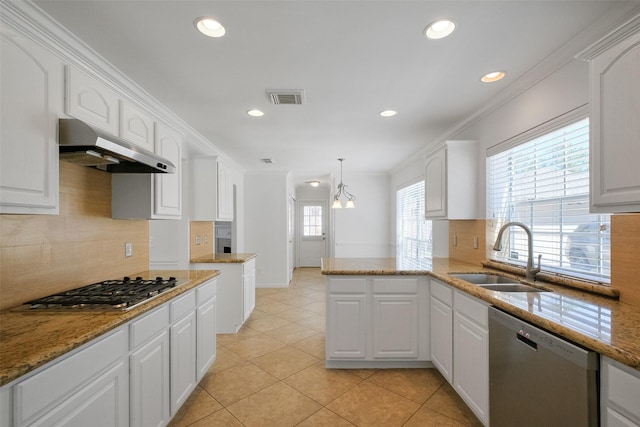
[322,257,640,426]
[191,253,257,333]
[321,257,640,369]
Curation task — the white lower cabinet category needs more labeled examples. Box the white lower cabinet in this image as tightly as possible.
[196,280,217,381]
[4,279,217,427]
[326,276,429,367]
[13,328,129,427]
[453,291,489,426]
[430,280,453,383]
[191,258,255,333]
[170,291,197,415]
[130,305,171,427]
[429,279,489,426]
[327,278,367,359]
[601,356,640,427]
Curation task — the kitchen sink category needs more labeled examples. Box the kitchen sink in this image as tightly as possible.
[450,273,550,292]
[451,273,520,285]
[479,283,549,292]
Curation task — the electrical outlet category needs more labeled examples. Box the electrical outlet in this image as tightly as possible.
[204,234,208,245]
[453,235,458,247]
[125,242,133,257]
[195,234,201,245]
[473,236,479,249]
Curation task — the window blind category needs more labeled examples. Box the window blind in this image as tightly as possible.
[487,117,611,283]
[397,180,432,260]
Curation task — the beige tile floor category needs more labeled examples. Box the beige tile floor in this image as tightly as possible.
[169,268,483,427]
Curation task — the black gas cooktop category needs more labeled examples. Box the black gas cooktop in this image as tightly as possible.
[24,276,182,311]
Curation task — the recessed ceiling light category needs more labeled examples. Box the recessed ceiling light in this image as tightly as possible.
[195,17,226,38]
[425,19,456,39]
[481,71,506,83]
[379,110,397,117]
[307,181,320,187]
[247,109,264,117]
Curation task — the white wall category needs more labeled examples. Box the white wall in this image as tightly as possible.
[332,173,392,258]
[244,171,290,287]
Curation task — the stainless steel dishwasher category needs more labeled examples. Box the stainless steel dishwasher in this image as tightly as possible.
[488,307,599,426]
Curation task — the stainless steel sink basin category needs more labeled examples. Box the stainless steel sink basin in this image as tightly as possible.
[451,273,520,285]
[450,273,550,292]
[479,283,549,292]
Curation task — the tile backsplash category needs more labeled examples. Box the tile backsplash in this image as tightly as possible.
[190,221,214,259]
[0,161,149,310]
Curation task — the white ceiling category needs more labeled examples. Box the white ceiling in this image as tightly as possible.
[34,0,637,184]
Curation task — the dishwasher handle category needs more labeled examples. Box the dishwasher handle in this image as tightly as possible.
[516,331,538,350]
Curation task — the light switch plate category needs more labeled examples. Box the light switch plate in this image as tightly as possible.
[125,242,133,257]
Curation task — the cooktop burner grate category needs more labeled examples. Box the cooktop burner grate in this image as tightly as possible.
[25,276,181,310]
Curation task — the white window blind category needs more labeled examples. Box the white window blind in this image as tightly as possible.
[487,117,611,283]
[397,181,432,260]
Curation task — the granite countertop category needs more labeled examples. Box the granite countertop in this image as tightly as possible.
[0,269,220,387]
[322,257,640,371]
[191,253,257,263]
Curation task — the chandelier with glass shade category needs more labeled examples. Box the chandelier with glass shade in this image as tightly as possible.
[332,158,355,209]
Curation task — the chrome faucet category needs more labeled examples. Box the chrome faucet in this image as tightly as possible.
[493,221,541,281]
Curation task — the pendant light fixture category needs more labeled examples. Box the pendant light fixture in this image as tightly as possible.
[332,158,356,209]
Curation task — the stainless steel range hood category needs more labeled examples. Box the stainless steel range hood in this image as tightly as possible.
[58,118,175,174]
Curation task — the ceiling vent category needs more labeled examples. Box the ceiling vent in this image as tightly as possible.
[260,158,274,164]
[267,89,305,105]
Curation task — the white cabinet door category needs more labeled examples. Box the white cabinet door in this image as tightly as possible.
[425,146,447,218]
[217,160,234,221]
[154,122,182,217]
[372,295,418,358]
[26,361,128,427]
[453,292,489,426]
[601,356,640,427]
[120,101,154,151]
[424,141,478,219]
[112,122,182,219]
[170,312,197,415]
[197,297,217,381]
[130,330,170,427]
[243,260,256,322]
[586,28,640,213]
[65,66,119,135]
[327,294,367,359]
[430,296,453,383]
[0,29,61,214]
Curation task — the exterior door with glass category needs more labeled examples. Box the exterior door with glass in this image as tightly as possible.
[298,200,327,267]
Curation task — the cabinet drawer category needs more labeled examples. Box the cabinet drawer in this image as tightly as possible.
[243,258,256,274]
[171,290,196,322]
[372,278,418,293]
[454,291,488,328]
[328,278,366,294]
[197,279,217,306]
[431,280,453,305]
[130,305,169,349]
[14,327,127,425]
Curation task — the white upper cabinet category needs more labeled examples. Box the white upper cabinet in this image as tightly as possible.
[191,156,234,221]
[120,101,155,151]
[579,16,640,213]
[65,66,119,135]
[217,159,234,221]
[425,140,478,219]
[154,122,182,217]
[112,124,182,220]
[0,27,62,214]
